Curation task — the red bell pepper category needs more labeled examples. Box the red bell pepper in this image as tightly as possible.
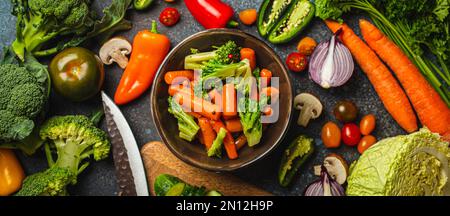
[184,0,238,29]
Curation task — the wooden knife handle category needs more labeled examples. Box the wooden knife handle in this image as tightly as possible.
[141,141,272,196]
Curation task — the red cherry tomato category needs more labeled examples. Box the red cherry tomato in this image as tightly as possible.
[159,8,180,27]
[341,123,361,146]
[286,52,307,72]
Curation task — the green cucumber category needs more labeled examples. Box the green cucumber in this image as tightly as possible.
[267,0,315,44]
[165,183,186,196]
[278,135,314,187]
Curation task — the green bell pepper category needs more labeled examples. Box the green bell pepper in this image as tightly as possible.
[257,0,315,44]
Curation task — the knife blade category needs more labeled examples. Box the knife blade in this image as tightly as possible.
[101,91,149,196]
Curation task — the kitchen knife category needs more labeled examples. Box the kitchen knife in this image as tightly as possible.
[101,91,149,196]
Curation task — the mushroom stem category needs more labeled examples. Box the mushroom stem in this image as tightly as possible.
[110,50,129,69]
[298,105,313,127]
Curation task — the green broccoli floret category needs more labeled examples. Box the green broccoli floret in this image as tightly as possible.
[15,167,73,196]
[16,115,110,196]
[168,97,200,142]
[207,127,227,158]
[11,0,95,59]
[0,64,45,143]
[184,41,241,70]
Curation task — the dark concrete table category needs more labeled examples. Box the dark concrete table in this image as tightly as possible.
[0,0,405,195]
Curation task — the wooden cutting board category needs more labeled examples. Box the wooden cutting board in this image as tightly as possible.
[141,141,272,196]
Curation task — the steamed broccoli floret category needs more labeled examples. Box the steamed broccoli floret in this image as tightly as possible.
[168,97,200,142]
[0,64,45,142]
[207,127,227,158]
[184,41,241,70]
[11,0,95,59]
[16,115,110,196]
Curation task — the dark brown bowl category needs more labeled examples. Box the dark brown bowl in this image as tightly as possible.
[151,29,293,172]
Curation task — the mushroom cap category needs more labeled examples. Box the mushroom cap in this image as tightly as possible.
[314,153,349,185]
[294,93,323,118]
[99,37,132,65]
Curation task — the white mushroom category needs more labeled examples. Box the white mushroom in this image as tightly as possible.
[99,37,132,69]
[294,93,322,127]
[314,153,349,185]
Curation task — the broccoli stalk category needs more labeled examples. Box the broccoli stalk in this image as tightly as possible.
[168,97,200,142]
[16,115,110,196]
[184,41,241,70]
[207,128,227,158]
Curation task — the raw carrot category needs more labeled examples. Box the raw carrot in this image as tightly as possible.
[174,92,221,121]
[211,120,238,159]
[324,20,417,133]
[198,117,216,149]
[235,134,247,150]
[261,87,279,104]
[164,70,194,85]
[359,19,450,137]
[240,48,256,70]
[225,119,243,133]
[222,83,237,117]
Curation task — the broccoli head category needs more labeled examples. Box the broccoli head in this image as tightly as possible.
[184,41,241,70]
[16,114,110,196]
[11,0,95,59]
[0,64,45,143]
[15,167,73,196]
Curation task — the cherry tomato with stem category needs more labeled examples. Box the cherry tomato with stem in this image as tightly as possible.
[358,135,377,154]
[159,7,180,27]
[286,52,307,72]
[321,121,341,148]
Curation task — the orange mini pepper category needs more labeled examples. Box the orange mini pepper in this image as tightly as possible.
[114,20,171,105]
[0,149,25,196]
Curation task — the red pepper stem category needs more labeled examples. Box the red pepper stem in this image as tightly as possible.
[226,20,239,28]
[151,20,159,34]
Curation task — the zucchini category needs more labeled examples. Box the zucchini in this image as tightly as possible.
[154,174,221,196]
[278,135,314,187]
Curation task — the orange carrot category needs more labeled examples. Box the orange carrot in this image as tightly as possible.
[235,134,247,150]
[260,68,272,87]
[198,117,216,149]
[211,120,238,159]
[208,89,223,112]
[359,19,450,136]
[225,119,243,133]
[325,20,417,133]
[261,87,279,104]
[168,83,193,96]
[222,115,235,120]
[174,92,221,121]
[198,130,205,145]
[186,112,202,119]
[222,83,237,117]
[240,48,256,70]
[164,70,194,85]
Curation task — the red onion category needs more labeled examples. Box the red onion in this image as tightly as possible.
[309,29,354,88]
[304,166,346,196]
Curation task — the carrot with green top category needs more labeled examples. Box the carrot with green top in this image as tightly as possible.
[359,19,450,137]
[324,20,417,133]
